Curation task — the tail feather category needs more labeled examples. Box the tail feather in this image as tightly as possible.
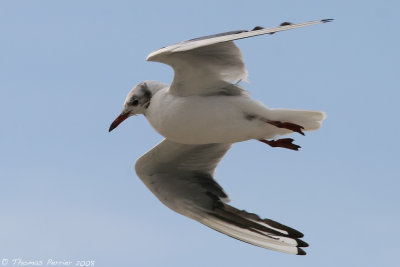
[269,108,326,132]
[199,203,308,255]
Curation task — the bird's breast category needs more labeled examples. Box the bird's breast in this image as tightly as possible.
[145,92,266,144]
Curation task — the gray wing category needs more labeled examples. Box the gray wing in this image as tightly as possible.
[135,139,308,255]
[147,19,332,97]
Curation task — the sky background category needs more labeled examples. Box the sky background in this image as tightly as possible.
[1,0,399,266]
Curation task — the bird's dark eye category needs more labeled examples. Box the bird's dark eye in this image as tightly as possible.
[131,99,139,106]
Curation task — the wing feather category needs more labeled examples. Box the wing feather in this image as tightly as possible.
[135,139,308,255]
[146,19,332,96]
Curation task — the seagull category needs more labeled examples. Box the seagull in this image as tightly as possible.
[109,19,331,150]
[135,139,308,255]
[109,20,333,254]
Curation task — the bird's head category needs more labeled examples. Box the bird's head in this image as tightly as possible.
[109,80,167,132]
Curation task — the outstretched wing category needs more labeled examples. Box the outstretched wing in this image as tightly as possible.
[147,19,332,97]
[135,139,308,255]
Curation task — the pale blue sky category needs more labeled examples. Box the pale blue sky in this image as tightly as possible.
[1,1,399,266]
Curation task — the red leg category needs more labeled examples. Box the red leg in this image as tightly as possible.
[266,120,305,136]
[259,138,301,151]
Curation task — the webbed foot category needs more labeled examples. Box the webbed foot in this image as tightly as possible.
[259,138,301,151]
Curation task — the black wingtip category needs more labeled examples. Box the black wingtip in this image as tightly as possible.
[269,22,293,35]
[297,248,307,255]
[252,26,264,31]
[286,227,303,238]
[297,239,309,248]
[322,18,334,23]
[280,22,293,26]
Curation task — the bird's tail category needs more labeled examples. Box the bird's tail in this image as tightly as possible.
[198,203,308,255]
[269,108,326,132]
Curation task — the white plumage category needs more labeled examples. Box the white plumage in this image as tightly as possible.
[146,89,326,144]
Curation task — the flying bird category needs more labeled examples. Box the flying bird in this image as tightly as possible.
[109,19,332,254]
[109,19,331,150]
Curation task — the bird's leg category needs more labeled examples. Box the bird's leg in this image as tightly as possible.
[266,120,305,136]
[259,138,301,151]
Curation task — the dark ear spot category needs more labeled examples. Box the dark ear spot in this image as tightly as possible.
[143,90,152,109]
[143,90,151,100]
[140,84,152,108]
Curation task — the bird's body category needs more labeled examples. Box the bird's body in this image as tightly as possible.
[109,19,333,255]
[146,83,325,144]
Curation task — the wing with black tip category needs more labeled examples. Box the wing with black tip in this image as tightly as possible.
[135,139,308,255]
[147,19,332,97]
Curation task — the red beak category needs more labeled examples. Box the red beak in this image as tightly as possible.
[109,112,130,132]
